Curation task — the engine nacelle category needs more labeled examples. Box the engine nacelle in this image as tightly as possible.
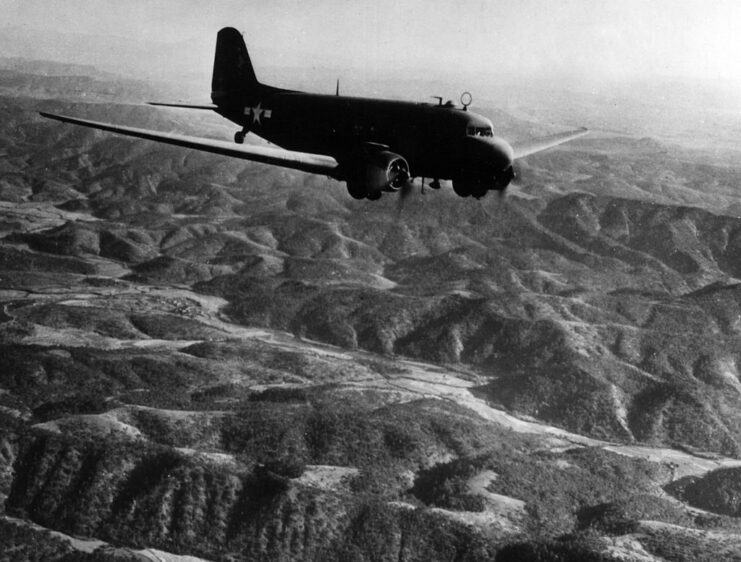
[345,150,410,200]
[452,165,515,199]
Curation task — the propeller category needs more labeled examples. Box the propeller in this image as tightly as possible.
[396,178,416,216]
[496,162,522,200]
[512,162,523,187]
[481,165,519,218]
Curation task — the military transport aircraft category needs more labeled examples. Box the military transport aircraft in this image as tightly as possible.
[40,27,587,202]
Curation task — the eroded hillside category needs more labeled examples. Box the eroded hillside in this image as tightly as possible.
[3,64,741,560]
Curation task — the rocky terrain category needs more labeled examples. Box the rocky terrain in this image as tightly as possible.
[3,60,741,560]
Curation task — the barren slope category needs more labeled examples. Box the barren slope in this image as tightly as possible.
[3,65,741,560]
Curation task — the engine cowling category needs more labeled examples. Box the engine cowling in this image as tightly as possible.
[452,165,516,199]
[345,150,410,200]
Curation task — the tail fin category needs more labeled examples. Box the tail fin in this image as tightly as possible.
[211,27,259,105]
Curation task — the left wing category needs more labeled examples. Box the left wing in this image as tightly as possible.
[511,127,588,160]
[39,112,340,177]
[148,102,218,110]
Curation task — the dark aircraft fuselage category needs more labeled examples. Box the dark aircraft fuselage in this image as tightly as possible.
[214,87,515,200]
[216,91,511,182]
[40,27,586,202]
[206,26,519,199]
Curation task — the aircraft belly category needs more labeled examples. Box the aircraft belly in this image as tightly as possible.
[221,110,457,180]
[230,95,464,181]
[408,142,458,179]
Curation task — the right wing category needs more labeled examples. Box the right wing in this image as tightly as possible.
[39,112,340,177]
[511,127,588,160]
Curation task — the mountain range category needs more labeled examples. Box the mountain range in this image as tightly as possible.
[1,58,741,560]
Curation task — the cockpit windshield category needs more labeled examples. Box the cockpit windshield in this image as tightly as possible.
[466,126,493,137]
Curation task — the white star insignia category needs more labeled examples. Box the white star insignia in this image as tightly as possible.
[252,102,263,124]
[243,103,273,125]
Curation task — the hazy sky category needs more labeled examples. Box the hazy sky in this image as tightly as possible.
[3,0,741,85]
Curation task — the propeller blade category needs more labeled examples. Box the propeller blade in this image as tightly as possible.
[496,162,522,200]
[396,179,416,216]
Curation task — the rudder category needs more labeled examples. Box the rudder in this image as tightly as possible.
[211,27,259,104]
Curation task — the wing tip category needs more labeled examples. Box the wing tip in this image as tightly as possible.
[39,111,61,121]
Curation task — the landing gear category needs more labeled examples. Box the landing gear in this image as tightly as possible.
[429,179,441,190]
[471,184,488,199]
[234,130,246,144]
[452,180,471,198]
[452,178,487,199]
[346,182,382,200]
[347,182,366,200]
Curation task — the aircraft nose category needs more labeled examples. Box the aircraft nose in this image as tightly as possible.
[488,137,514,168]
[461,136,516,193]
[465,136,514,171]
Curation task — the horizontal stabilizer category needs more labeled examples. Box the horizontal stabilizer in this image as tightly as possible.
[39,112,340,177]
[148,102,218,110]
[511,127,588,160]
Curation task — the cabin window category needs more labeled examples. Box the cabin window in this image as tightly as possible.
[466,126,493,137]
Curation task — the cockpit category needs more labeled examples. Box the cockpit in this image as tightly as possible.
[466,126,493,137]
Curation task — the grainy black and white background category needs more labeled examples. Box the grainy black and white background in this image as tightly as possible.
[1,1,741,560]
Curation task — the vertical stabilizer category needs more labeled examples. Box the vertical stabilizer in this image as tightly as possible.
[211,27,259,105]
